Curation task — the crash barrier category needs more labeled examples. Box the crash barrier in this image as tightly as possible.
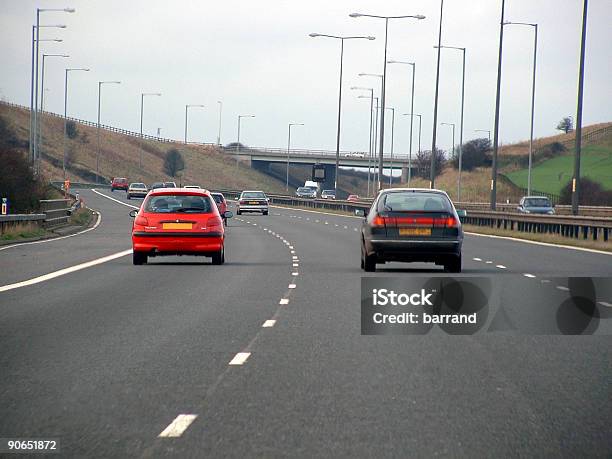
[461,211,611,242]
[50,181,111,190]
[40,199,72,228]
[454,202,612,218]
[0,214,46,235]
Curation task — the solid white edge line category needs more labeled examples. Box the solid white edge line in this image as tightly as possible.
[473,257,482,261]
[556,286,570,291]
[523,273,536,278]
[262,319,276,327]
[465,231,612,256]
[229,352,251,365]
[0,249,133,293]
[0,208,102,251]
[158,414,198,438]
[91,188,139,209]
[598,301,612,308]
[496,265,507,269]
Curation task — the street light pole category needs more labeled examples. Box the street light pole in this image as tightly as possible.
[217,101,223,146]
[387,60,416,185]
[491,0,506,210]
[441,122,456,197]
[572,0,589,215]
[435,45,466,200]
[309,33,375,196]
[97,80,120,183]
[350,13,425,192]
[39,53,69,166]
[402,112,422,181]
[286,123,304,191]
[63,67,89,179]
[139,92,161,169]
[475,129,491,142]
[353,87,374,196]
[185,104,205,144]
[385,107,395,186]
[430,0,444,188]
[504,21,538,196]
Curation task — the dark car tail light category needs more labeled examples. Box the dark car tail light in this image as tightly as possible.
[372,215,386,227]
[134,215,149,226]
[375,215,458,228]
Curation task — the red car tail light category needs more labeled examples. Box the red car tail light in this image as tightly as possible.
[239,200,246,205]
[134,215,149,226]
[207,217,223,230]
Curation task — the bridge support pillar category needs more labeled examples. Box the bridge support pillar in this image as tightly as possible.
[322,164,336,194]
[401,166,409,184]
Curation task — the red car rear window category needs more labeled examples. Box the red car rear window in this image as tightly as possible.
[144,194,214,213]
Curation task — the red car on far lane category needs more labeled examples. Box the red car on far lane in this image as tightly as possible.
[347,194,360,202]
[130,188,232,265]
[210,192,228,226]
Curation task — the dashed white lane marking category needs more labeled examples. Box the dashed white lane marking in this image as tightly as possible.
[0,209,102,252]
[292,263,299,267]
[473,257,482,261]
[229,352,251,366]
[598,301,612,308]
[344,225,348,229]
[0,249,133,293]
[158,414,198,438]
[523,273,536,278]
[324,222,329,225]
[496,265,507,269]
[279,298,289,305]
[306,218,310,220]
[91,188,139,209]
[541,279,551,283]
[292,272,299,276]
[262,320,277,327]
[353,228,358,231]
[485,261,493,264]
[292,256,298,260]
[556,286,570,291]
[291,250,296,254]
[288,284,296,289]
[289,245,294,249]
[315,219,320,223]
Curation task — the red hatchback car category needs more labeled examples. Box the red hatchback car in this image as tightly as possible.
[111,177,129,192]
[130,188,232,265]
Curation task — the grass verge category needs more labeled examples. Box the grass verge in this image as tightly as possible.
[0,222,48,241]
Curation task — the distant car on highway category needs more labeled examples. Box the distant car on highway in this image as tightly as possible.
[321,189,336,200]
[111,177,129,192]
[347,194,360,202]
[357,188,463,272]
[296,187,317,199]
[127,182,148,199]
[129,188,232,265]
[210,192,228,225]
[517,196,555,214]
[236,190,269,215]
[344,152,365,158]
[150,181,177,190]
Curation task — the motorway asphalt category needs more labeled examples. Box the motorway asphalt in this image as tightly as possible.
[1,188,611,458]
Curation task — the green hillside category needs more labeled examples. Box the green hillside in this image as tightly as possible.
[505,143,612,195]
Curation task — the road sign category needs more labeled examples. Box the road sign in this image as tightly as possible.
[312,164,326,182]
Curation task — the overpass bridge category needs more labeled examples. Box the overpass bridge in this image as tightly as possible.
[221,146,414,190]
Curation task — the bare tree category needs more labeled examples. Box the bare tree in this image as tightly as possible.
[556,116,573,134]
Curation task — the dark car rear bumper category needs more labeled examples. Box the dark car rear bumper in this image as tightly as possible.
[365,238,461,262]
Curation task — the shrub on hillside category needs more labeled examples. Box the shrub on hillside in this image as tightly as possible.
[0,147,47,213]
[66,120,78,139]
[0,116,28,149]
[451,138,491,171]
[414,148,445,179]
[559,177,612,206]
[163,148,185,177]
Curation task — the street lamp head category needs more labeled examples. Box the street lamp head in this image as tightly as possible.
[64,8,76,13]
[349,13,362,18]
[415,15,426,20]
[309,33,320,38]
[366,36,376,40]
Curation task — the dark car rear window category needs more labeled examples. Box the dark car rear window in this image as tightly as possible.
[379,192,452,212]
[144,194,214,213]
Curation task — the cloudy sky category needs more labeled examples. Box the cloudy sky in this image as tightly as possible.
[1,0,610,155]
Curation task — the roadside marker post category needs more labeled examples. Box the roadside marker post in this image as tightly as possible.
[1,198,7,215]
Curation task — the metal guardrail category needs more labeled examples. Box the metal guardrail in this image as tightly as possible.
[40,199,72,228]
[0,214,46,235]
[462,210,612,242]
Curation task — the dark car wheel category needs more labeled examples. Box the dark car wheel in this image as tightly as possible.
[236,210,241,215]
[212,246,225,265]
[263,210,269,215]
[126,194,131,200]
[444,254,462,273]
[361,241,376,272]
[133,251,147,265]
